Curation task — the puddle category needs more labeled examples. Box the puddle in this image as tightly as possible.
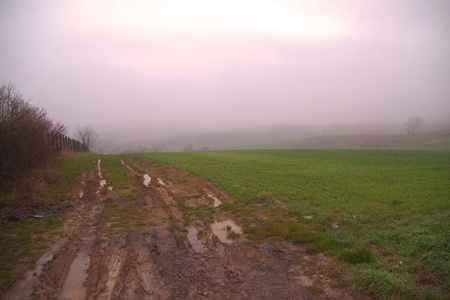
[207,194,222,207]
[108,186,113,191]
[211,220,242,244]
[96,180,106,194]
[2,250,55,300]
[143,174,151,187]
[187,227,207,253]
[58,251,90,300]
[97,159,102,178]
[79,191,83,199]
[157,178,165,186]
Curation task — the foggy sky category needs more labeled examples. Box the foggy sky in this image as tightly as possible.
[1,0,449,141]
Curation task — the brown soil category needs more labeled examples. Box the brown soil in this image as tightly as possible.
[1,158,370,300]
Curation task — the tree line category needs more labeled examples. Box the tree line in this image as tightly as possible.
[0,82,97,192]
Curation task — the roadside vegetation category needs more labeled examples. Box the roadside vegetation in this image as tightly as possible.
[133,149,449,298]
[0,153,97,289]
[0,83,67,193]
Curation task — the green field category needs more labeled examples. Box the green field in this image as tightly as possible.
[133,149,449,298]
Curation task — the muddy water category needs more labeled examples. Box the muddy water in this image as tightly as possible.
[143,174,151,186]
[187,227,207,253]
[2,249,55,300]
[97,159,102,178]
[208,194,222,207]
[120,159,134,171]
[211,220,242,244]
[58,251,90,300]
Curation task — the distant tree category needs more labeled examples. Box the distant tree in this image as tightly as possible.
[404,116,424,135]
[150,145,165,152]
[200,146,210,151]
[137,145,148,152]
[182,144,193,152]
[74,124,98,151]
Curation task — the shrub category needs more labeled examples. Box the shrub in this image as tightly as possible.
[0,83,66,192]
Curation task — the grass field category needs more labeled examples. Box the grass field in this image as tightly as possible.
[133,149,449,298]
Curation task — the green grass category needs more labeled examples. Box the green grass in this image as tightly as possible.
[407,138,450,151]
[99,155,132,190]
[132,149,449,298]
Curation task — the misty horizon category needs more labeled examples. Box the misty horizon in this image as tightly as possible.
[1,0,449,149]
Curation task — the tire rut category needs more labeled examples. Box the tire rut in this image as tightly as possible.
[3,157,368,300]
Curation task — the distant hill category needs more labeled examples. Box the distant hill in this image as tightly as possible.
[291,129,450,149]
[103,121,450,153]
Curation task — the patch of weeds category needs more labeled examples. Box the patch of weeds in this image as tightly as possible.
[355,267,417,299]
[178,234,186,239]
[227,231,241,239]
[241,217,252,227]
[339,247,374,264]
[308,280,323,294]
[330,281,343,288]
[389,199,404,206]
[405,232,449,274]
[272,247,282,253]
[304,269,315,277]
[219,202,234,211]
[142,231,151,236]
[172,222,181,231]
[120,189,141,201]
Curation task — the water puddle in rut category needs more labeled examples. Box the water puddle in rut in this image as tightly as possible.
[97,159,102,178]
[207,194,222,207]
[58,251,90,300]
[187,227,207,253]
[211,220,242,244]
[143,174,151,186]
[120,159,134,171]
[2,249,55,300]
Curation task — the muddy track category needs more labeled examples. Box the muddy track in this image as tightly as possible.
[2,158,367,300]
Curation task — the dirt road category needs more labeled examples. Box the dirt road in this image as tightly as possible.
[2,157,363,299]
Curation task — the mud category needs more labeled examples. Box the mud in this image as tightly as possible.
[1,157,368,300]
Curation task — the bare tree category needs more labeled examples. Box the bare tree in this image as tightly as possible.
[1,82,64,190]
[50,121,68,136]
[74,124,98,151]
[182,144,193,152]
[404,116,424,135]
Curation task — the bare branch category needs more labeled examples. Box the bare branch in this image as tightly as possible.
[73,124,99,151]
